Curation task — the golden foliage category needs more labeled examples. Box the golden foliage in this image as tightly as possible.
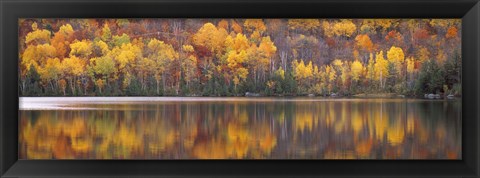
[374,51,389,84]
[38,57,61,82]
[275,67,285,80]
[58,24,75,35]
[406,57,415,74]
[351,60,364,82]
[62,55,86,76]
[333,20,357,37]
[258,36,277,58]
[69,40,93,58]
[293,59,313,80]
[25,29,51,44]
[244,19,267,33]
[193,23,228,55]
[288,19,320,32]
[386,46,405,75]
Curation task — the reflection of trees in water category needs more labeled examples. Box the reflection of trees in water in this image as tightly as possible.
[19,100,461,159]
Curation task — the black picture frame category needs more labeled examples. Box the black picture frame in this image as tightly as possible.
[1,0,479,177]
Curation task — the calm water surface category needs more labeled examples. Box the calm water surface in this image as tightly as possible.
[19,97,461,159]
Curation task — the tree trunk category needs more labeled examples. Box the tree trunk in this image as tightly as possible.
[380,72,383,89]
[254,70,257,89]
[50,80,55,93]
[69,78,75,95]
[21,81,26,94]
[156,79,160,95]
[177,70,181,95]
[162,73,166,94]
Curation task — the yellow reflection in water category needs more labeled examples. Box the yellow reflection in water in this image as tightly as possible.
[19,98,461,159]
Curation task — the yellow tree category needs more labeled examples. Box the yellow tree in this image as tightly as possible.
[333,20,357,38]
[89,55,117,92]
[22,22,56,76]
[293,59,313,92]
[58,24,74,35]
[258,36,277,74]
[110,42,142,89]
[386,46,405,77]
[93,40,110,57]
[233,33,250,51]
[325,65,336,93]
[374,51,389,89]
[20,39,57,94]
[406,57,416,89]
[245,43,268,88]
[322,21,335,38]
[193,23,228,92]
[21,44,57,73]
[101,23,112,43]
[351,60,364,83]
[111,43,140,71]
[181,45,198,89]
[374,19,396,32]
[224,33,251,87]
[226,33,262,87]
[332,59,344,88]
[249,30,262,43]
[311,65,323,94]
[226,50,249,91]
[406,57,415,75]
[25,22,51,45]
[61,55,86,95]
[69,40,93,58]
[243,19,267,34]
[136,57,155,92]
[193,23,228,58]
[38,58,62,92]
[340,62,350,90]
[147,38,179,95]
[287,19,320,33]
[366,53,376,84]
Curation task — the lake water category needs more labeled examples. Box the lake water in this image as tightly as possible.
[19,97,462,159]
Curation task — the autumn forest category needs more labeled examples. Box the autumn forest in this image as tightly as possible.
[19,19,462,97]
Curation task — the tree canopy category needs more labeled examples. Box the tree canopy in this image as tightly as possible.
[19,19,461,96]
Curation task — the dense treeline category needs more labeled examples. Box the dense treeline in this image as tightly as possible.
[19,19,461,96]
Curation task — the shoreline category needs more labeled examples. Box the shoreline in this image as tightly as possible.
[18,94,461,99]
[19,96,461,110]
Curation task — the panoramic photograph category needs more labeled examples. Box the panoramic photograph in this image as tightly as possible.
[18,18,461,159]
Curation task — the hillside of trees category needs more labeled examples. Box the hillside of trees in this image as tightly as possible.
[19,19,462,97]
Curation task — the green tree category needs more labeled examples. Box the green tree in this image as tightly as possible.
[415,59,445,94]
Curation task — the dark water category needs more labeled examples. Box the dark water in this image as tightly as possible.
[19,97,462,159]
